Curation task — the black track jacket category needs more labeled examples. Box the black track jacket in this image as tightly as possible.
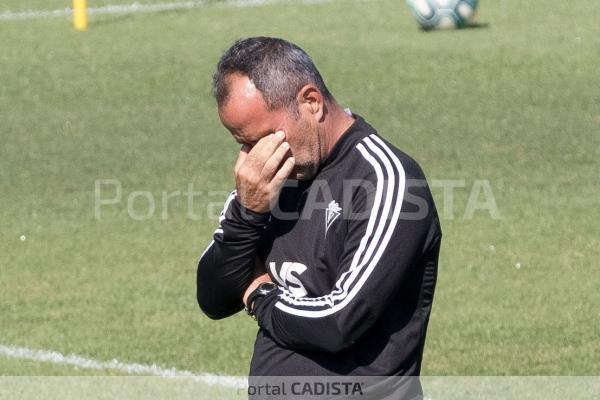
[197,115,441,379]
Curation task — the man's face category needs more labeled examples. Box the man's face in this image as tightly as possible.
[217,73,324,181]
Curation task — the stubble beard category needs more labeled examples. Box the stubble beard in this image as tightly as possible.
[290,119,324,181]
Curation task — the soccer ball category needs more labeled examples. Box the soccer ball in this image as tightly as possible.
[406,0,478,30]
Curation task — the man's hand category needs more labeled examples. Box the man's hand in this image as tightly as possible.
[234,130,295,214]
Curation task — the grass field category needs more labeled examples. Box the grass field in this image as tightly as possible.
[1,0,599,383]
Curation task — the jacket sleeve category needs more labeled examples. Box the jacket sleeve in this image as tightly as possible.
[253,147,441,353]
[196,190,270,320]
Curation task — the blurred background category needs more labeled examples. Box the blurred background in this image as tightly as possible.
[0,0,598,380]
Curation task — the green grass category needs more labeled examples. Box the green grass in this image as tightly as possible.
[0,375,243,400]
[0,0,211,12]
[0,357,135,376]
[1,0,598,379]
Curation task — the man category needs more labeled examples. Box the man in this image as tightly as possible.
[197,37,441,399]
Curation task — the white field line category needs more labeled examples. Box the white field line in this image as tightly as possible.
[0,344,247,389]
[0,0,329,21]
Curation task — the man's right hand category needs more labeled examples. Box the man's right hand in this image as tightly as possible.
[234,130,295,214]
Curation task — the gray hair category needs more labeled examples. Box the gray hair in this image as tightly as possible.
[213,37,333,114]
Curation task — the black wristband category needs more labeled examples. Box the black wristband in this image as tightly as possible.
[245,282,278,319]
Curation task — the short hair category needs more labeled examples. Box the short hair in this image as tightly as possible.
[213,37,333,113]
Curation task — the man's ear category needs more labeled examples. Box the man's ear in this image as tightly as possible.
[297,84,323,121]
